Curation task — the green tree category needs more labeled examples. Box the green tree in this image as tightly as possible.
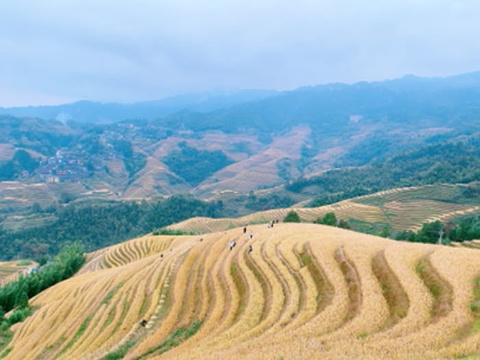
[380,226,391,238]
[317,212,337,226]
[415,221,444,244]
[14,287,29,309]
[338,219,351,229]
[395,230,416,242]
[283,211,301,223]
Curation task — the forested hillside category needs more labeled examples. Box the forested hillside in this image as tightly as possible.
[1,72,480,203]
[2,136,480,261]
[0,195,223,260]
[288,136,480,206]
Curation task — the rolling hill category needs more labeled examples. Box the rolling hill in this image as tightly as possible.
[167,183,480,235]
[3,224,479,359]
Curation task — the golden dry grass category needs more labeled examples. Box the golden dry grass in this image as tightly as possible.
[4,224,480,360]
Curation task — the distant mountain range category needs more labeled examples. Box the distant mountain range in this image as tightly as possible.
[1,71,480,208]
[0,89,278,124]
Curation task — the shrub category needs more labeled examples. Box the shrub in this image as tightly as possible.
[7,308,31,326]
[283,211,301,223]
[316,212,337,226]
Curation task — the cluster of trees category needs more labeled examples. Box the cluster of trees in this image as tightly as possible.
[113,139,147,177]
[0,195,224,260]
[0,243,85,314]
[283,211,301,223]
[0,150,39,181]
[315,212,351,229]
[163,142,233,186]
[396,214,480,244]
[0,243,84,355]
[245,193,295,211]
[287,139,480,207]
[282,211,352,229]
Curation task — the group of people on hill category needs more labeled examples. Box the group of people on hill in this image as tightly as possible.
[267,219,279,228]
[229,220,279,253]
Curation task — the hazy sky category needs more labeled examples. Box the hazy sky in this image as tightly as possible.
[1,0,480,106]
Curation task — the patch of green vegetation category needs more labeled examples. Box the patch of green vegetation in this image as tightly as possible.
[283,210,300,223]
[152,229,197,236]
[135,321,202,359]
[245,192,295,212]
[347,219,389,236]
[6,308,32,326]
[103,308,116,329]
[276,158,299,181]
[471,277,480,332]
[0,195,222,261]
[59,314,94,355]
[101,339,137,360]
[138,296,150,318]
[163,141,233,186]
[356,332,368,339]
[0,307,34,357]
[289,139,480,204]
[316,212,337,226]
[102,281,126,305]
[0,243,85,314]
[0,346,12,359]
[112,300,130,335]
[44,336,66,352]
[15,260,32,266]
[298,253,312,268]
[230,264,237,275]
[0,330,13,356]
[0,150,39,181]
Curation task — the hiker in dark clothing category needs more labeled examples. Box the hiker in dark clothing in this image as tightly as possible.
[247,245,253,254]
[243,226,247,233]
[229,241,237,251]
[140,319,148,327]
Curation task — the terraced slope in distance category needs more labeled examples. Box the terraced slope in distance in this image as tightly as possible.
[4,224,480,360]
[0,260,37,287]
[168,183,480,234]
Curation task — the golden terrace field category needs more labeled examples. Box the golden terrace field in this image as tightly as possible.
[168,183,480,234]
[0,260,36,287]
[4,224,480,360]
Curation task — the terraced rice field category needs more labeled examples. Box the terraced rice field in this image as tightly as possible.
[4,224,480,359]
[168,201,387,234]
[0,260,37,287]
[169,183,480,234]
[451,240,480,250]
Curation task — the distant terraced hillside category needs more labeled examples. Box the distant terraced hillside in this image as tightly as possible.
[3,224,479,359]
[168,183,480,234]
[452,239,480,250]
[0,260,37,287]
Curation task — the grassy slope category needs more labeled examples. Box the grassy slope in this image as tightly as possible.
[3,224,480,359]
